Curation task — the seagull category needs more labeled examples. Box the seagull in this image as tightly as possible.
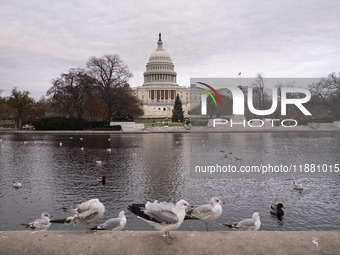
[185,197,225,231]
[128,199,192,244]
[106,148,112,152]
[270,203,285,217]
[220,150,232,158]
[59,142,62,146]
[96,176,106,181]
[91,211,127,231]
[80,147,84,151]
[21,212,52,231]
[222,212,261,231]
[294,181,304,190]
[13,181,22,188]
[55,198,105,233]
[96,160,102,165]
[80,138,83,141]
[96,176,106,185]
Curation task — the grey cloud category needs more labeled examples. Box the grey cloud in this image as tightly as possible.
[0,0,339,99]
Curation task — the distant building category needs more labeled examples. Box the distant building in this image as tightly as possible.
[133,33,199,118]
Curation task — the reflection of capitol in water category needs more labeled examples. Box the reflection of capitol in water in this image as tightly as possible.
[132,33,202,118]
[139,133,190,200]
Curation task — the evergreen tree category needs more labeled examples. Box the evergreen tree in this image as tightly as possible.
[172,94,184,123]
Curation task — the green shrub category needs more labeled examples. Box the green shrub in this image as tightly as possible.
[34,117,114,130]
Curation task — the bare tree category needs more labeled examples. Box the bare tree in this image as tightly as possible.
[309,72,340,119]
[87,54,133,121]
[110,87,144,117]
[83,90,107,122]
[251,73,266,110]
[47,68,96,118]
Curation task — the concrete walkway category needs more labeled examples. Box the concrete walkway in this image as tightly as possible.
[1,231,339,255]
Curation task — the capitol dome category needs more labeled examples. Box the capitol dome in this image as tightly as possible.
[143,33,178,87]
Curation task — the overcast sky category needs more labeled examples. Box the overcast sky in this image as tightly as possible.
[1,0,339,100]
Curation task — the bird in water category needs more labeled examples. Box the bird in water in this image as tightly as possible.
[13,181,22,188]
[96,176,106,185]
[21,212,52,231]
[220,150,232,158]
[270,203,285,217]
[185,197,225,231]
[294,181,303,190]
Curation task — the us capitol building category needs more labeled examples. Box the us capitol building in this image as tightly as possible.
[132,33,200,119]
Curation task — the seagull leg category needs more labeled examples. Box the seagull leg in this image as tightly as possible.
[165,231,176,245]
[168,231,177,240]
[206,222,209,231]
[165,231,173,244]
[86,223,95,233]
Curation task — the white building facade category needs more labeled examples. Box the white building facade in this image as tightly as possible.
[132,33,195,119]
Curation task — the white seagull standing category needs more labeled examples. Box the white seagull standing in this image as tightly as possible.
[91,211,127,231]
[222,212,261,231]
[186,197,225,231]
[58,198,105,233]
[128,199,192,243]
[21,212,52,231]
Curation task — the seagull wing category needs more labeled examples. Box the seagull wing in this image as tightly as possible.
[76,199,98,213]
[30,218,50,230]
[237,218,256,230]
[77,209,99,223]
[128,202,179,225]
[190,204,213,219]
[148,209,179,224]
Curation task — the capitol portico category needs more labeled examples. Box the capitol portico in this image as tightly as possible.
[132,33,195,119]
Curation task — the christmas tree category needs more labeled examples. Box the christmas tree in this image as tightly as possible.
[172,94,184,123]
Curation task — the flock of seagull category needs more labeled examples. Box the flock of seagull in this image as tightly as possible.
[14,176,305,244]
[17,194,292,244]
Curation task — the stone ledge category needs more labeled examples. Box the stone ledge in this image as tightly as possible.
[1,231,339,255]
